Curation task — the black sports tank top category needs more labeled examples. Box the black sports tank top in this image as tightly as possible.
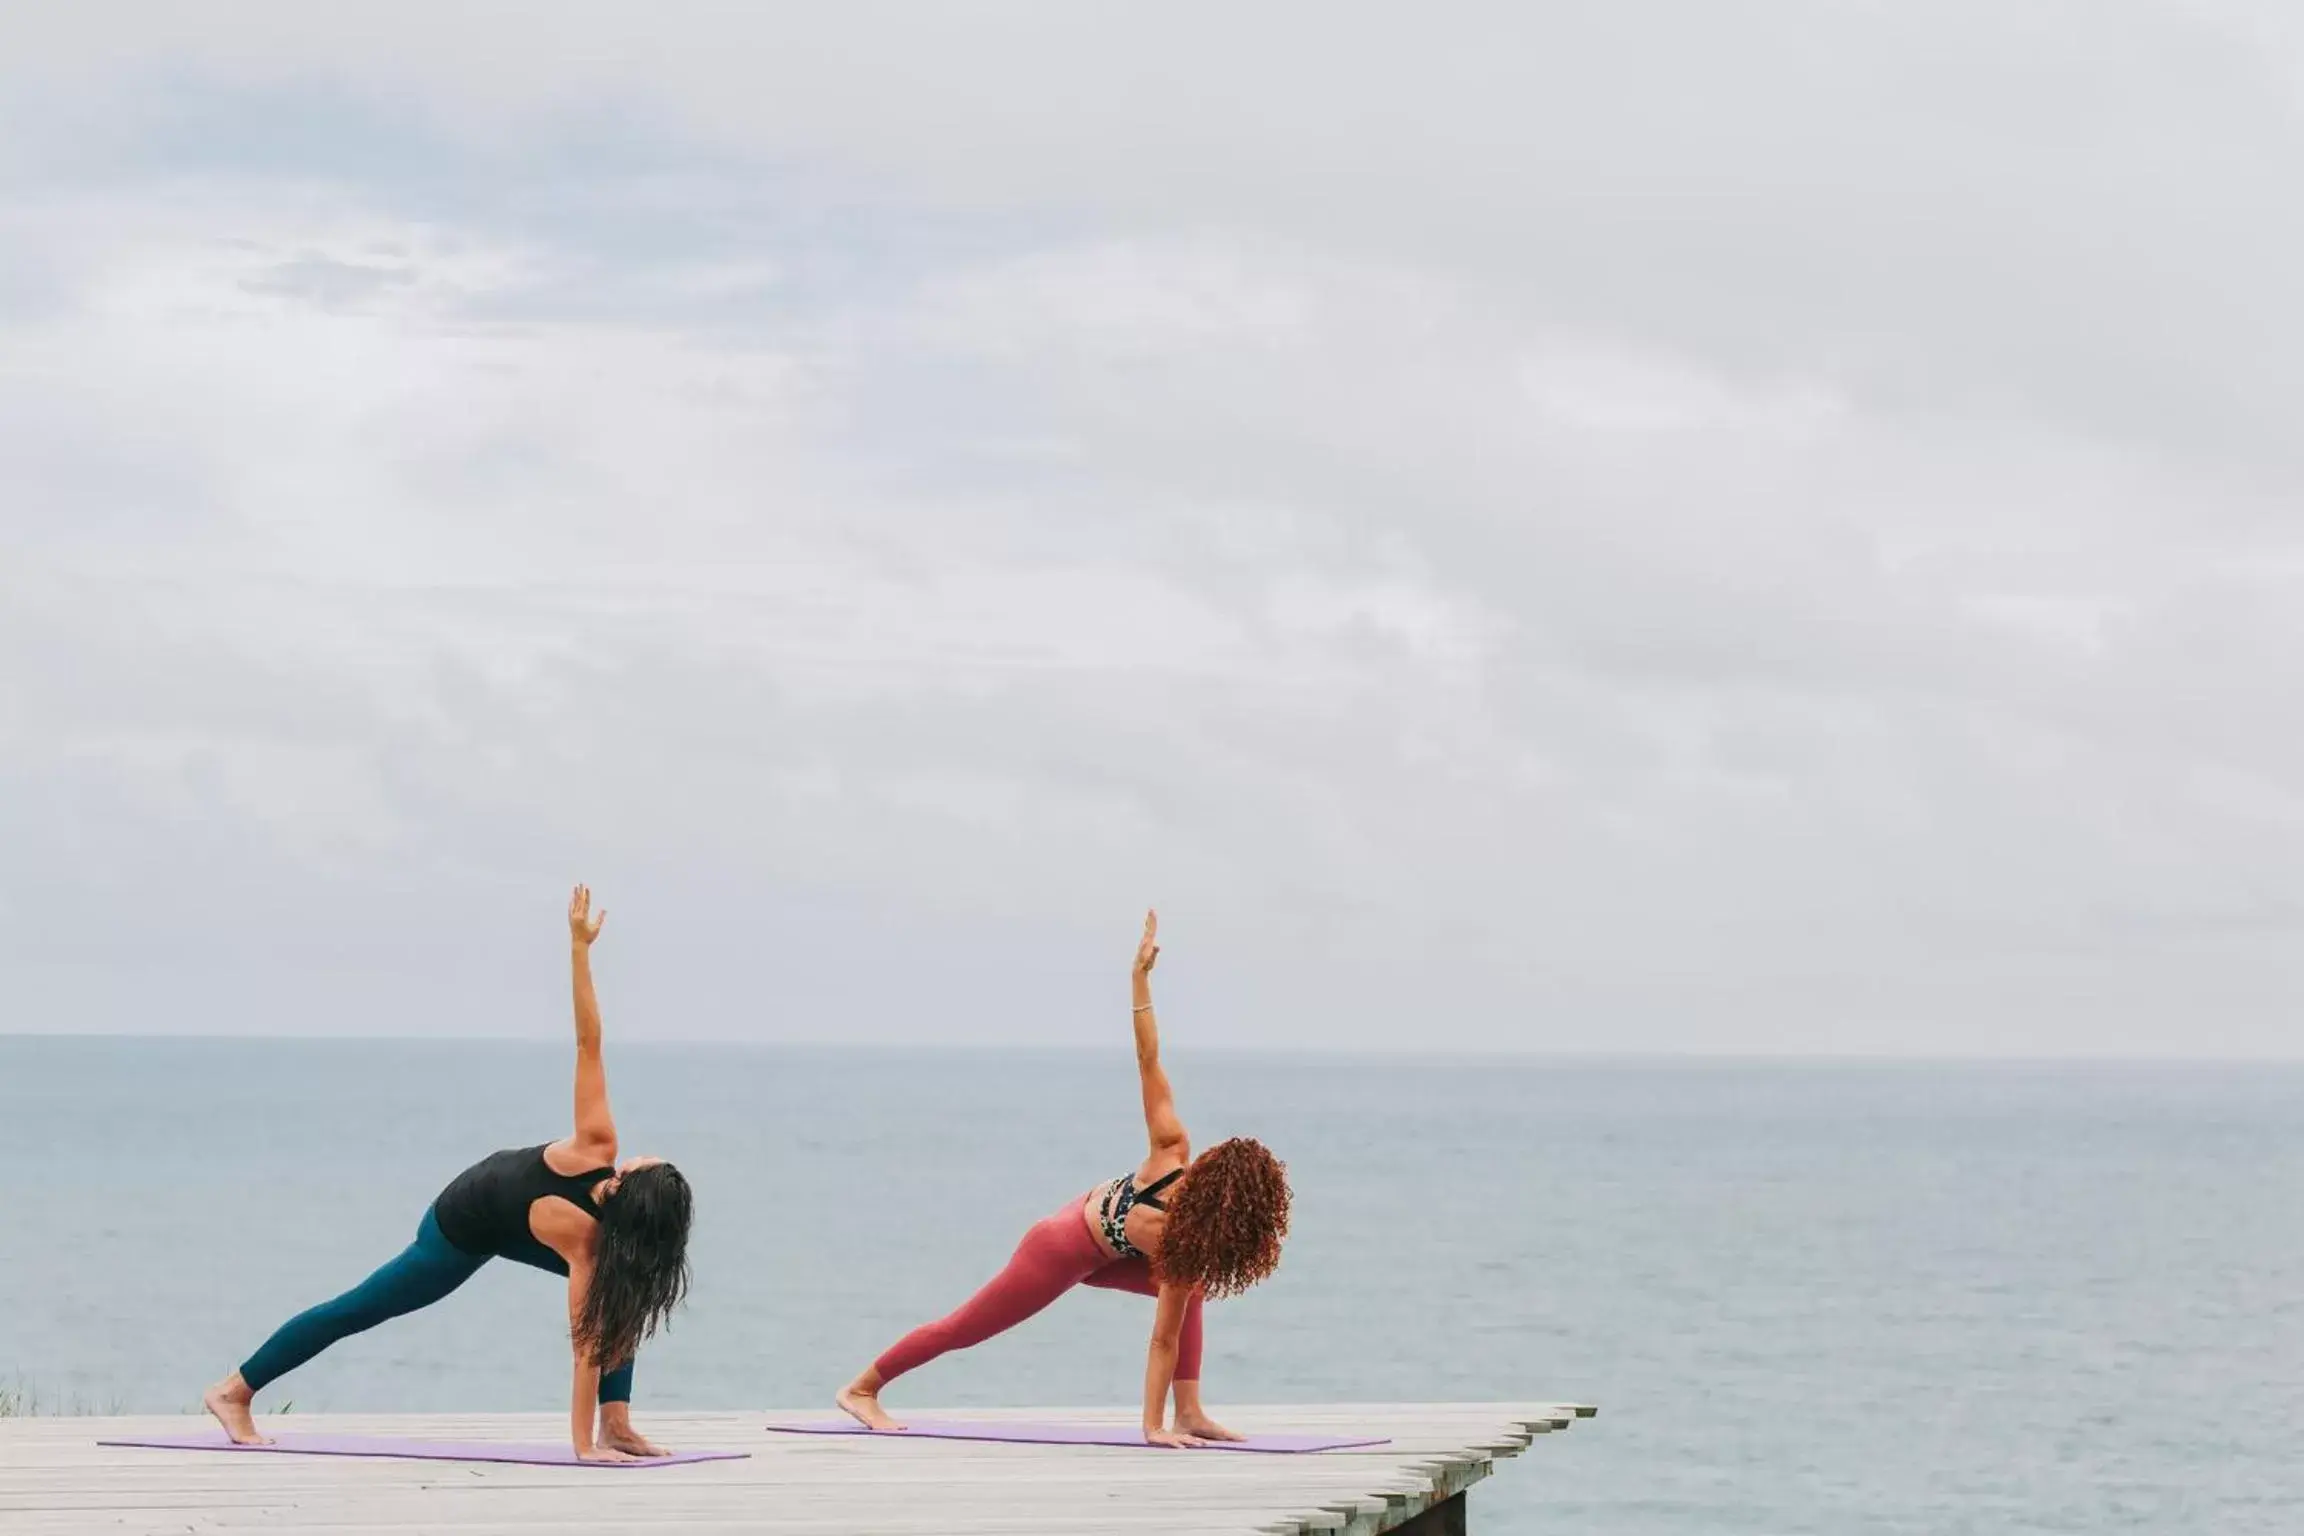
[432,1144,612,1275]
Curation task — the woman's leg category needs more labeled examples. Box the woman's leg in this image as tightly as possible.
[1081,1256,1204,1381]
[205,1208,487,1444]
[504,1249,653,1454]
[838,1204,1107,1429]
[1082,1257,1230,1435]
[493,1241,653,1451]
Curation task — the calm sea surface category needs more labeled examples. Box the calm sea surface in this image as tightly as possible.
[2,1039,2297,1533]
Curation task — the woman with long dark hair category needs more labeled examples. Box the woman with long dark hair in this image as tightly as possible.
[202,886,695,1462]
[838,911,1291,1447]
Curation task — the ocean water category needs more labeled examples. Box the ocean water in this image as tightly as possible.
[2,1038,2297,1533]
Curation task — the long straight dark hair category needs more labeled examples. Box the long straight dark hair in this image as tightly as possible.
[574,1162,694,1370]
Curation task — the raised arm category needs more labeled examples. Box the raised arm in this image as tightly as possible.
[1131,911,1188,1161]
[563,885,618,1162]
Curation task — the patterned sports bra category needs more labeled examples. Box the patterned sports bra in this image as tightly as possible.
[1098,1166,1185,1259]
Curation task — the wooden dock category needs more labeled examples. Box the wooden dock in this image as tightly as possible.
[0,1402,1594,1535]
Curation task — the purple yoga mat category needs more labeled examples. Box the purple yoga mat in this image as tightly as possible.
[763,1419,1387,1453]
[99,1430,746,1468]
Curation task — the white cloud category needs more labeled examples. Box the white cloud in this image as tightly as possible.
[4,6,2304,1053]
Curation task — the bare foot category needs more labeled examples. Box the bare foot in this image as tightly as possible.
[836,1380,905,1432]
[598,1406,667,1458]
[203,1375,272,1446]
[1177,1415,1243,1442]
[602,1431,668,1458]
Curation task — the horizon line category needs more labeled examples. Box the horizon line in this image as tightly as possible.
[2,1030,2299,1066]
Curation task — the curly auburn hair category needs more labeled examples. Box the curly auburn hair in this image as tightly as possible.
[1154,1137,1290,1299]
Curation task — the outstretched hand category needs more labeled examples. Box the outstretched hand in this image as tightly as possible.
[569,884,607,946]
[1134,910,1160,976]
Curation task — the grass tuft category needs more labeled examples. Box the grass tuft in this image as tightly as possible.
[0,1378,129,1417]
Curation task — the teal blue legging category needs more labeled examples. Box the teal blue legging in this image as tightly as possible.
[239,1205,634,1402]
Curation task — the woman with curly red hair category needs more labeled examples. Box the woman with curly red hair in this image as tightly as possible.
[837,911,1291,1448]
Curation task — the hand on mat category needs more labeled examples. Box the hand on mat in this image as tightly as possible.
[569,884,607,946]
[1134,909,1160,976]
[1143,1426,1209,1449]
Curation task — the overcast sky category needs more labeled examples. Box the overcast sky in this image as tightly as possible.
[3,3,2302,1054]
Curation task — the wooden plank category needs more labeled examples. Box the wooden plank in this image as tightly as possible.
[0,1403,1588,1536]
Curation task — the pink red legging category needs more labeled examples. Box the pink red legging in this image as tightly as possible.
[874,1196,1203,1383]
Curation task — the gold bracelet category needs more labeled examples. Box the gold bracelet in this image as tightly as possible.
[1133,1003,1154,1012]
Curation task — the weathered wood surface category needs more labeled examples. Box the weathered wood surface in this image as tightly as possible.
[0,1402,1594,1535]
